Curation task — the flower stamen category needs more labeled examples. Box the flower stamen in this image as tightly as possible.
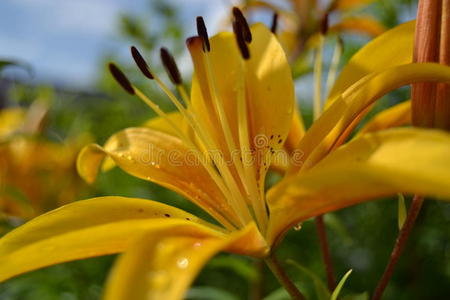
[108,63,135,95]
[110,60,242,230]
[160,47,183,85]
[233,20,251,60]
[196,16,211,52]
[131,46,154,79]
[271,13,279,34]
[232,7,252,43]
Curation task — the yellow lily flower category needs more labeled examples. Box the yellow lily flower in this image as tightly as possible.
[1,11,450,299]
[238,0,385,59]
[0,102,88,222]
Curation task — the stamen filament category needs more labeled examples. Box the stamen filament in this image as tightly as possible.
[326,38,343,98]
[151,73,254,226]
[313,34,325,120]
[133,87,239,230]
[236,59,269,232]
[176,85,191,108]
[202,51,253,196]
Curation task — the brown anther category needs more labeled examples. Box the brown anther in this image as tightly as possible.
[321,13,329,35]
[232,7,252,43]
[160,47,182,85]
[233,20,250,59]
[130,46,154,79]
[271,12,279,34]
[196,16,211,52]
[108,63,135,95]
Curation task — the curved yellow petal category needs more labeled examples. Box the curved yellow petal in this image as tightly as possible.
[101,112,190,173]
[357,100,411,136]
[267,128,450,245]
[330,16,385,37]
[327,21,415,106]
[291,63,450,174]
[0,196,218,282]
[245,23,295,154]
[142,111,188,137]
[284,102,305,154]
[104,223,267,300]
[189,23,295,183]
[77,127,239,229]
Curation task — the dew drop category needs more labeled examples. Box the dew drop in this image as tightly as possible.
[176,257,189,269]
[293,223,303,231]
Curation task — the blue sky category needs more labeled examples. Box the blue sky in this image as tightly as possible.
[0,0,228,88]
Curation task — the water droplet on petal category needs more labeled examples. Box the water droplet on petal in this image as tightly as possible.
[293,223,303,231]
[176,257,189,269]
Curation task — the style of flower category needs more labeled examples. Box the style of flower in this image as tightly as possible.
[0,9,450,300]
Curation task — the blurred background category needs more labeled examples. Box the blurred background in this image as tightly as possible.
[0,0,449,299]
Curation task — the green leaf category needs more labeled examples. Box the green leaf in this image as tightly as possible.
[208,256,257,281]
[331,269,353,300]
[263,286,290,300]
[186,286,239,300]
[325,214,354,245]
[286,259,330,300]
[397,193,407,229]
[0,60,32,76]
[341,291,370,300]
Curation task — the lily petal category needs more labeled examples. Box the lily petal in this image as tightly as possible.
[268,128,450,245]
[142,111,189,137]
[291,63,450,173]
[327,21,415,106]
[189,23,294,183]
[0,108,26,140]
[0,196,219,282]
[104,223,266,300]
[330,16,385,37]
[357,100,411,136]
[102,112,192,173]
[77,127,239,229]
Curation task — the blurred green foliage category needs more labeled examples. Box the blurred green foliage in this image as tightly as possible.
[0,0,449,299]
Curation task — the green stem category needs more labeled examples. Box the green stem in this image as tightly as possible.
[371,195,424,300]
[265,255,305,300]
[250,259,264,300]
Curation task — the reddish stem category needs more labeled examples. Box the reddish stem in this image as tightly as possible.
[315,215,336,291]
[265,255,305,300]
[371,195,424,300]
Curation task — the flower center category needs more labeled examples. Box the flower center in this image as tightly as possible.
[107,8,283,235]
